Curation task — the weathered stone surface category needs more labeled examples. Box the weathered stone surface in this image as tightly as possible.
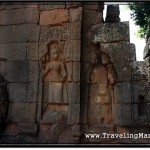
[145,56,150,67]
[17,123,37,134]
[73,62,80,81]
[114,62,132,82]
[91,65,108,84]
[45,124,64,143]
[11,103,36,123]
[26,83,38,102]
[39,42,47,59]
[51,26,63,40]
[27,61,39,82]
[133,104,147,123]
[62,23,71,40]
[105,4,120,23]
[83,2,104,11]
[41,109,66,124]
[83,10,102,31]
[62,22,81,40]
[27,43,38,61]
[82,63,93,82]
[39,26,51,42]
[72,124,80,136]
[70,7,82,22]
[0,62,5,76]
[63,83,68,103]
[39,25,62,42]
[2,123,18,136]
[88,103,101,116]
[147,67,150,83]
[72,40,81,61]
[92,22,129,43]
[67,104,80,125]
[66,62,72,81]
[0,43,26,61]
[113,104,132,126]
[66,2,82,8]
[133,61,147,81]
[101,42,136,63]
[0,3,38,10]
[5,61,28,82]
[133,80,150,103]
[0,8,39,25]
[81,104,88,124]
[38,124,52,143]
[39,2,65,11]
[40,9,69,25]
[114,82,132,104]
[58,127,74,143]
[42,83,49,103]
[143,38,150,59]
[68,82,80,104]
[0,24,39,43]
[71,22,81,40]
[9,83,26,102]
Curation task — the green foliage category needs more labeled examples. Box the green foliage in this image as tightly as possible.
[128,2,150,39]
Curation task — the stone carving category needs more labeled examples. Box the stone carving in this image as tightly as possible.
[88,53,116,125]
[42,40,67,103]
[0,74,8,131]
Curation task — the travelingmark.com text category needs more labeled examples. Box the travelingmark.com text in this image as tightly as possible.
[85,133,150,140]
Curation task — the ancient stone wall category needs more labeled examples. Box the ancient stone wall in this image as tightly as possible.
[0,2,149,144]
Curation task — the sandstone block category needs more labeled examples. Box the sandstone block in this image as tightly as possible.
[26,83,38,102]
[73,62,80,81]
[71,22,81,40]
[114,62,132,82]
[72,40,81,61]
[0,43,26,61]
[92,22,129,43]
[39,42,47,59]
[67,104,80,125]
[101,42,136,63]
[62,23,71,40]
[114,82,132,104]
[133,61,147,81]
[41,110,66,124]
[83,2,104,11]
[5,61,28,82]
[27,43,38,61]
[83,10,103,31]
[133,80,150,103]
[0,62,5,76]
[45,124,64,143]
[17,123,38,134]
[66,2,82,8]
[40,9,69,25]
[66,62,73,81]
[9,83,26,102]
[113,104,132,126]
[68,82,80,104]
[70,7,82,22]
[27,61,39,82]
[0,3,38,10]
[0,24,39,43]
[0,8,39,25]
[58,127,74,143]
[11,103,37,123]
[39,2,65,11]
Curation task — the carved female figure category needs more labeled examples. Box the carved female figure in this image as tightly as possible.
[43,40,67,103]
